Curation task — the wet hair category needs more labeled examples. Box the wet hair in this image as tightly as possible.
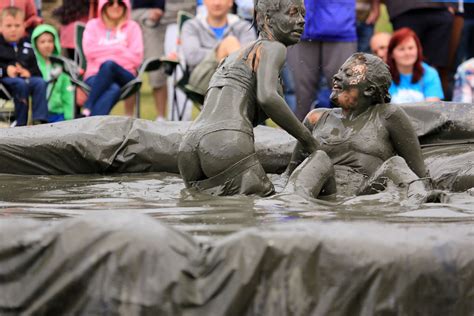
[351,52,392,104]
[52,0,89,25]
[387,27,424,85]
[0,6,25,23]
[253,0,281,32]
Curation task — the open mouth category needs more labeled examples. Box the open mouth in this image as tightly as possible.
[292,29,303,37]
[332,82,342,91]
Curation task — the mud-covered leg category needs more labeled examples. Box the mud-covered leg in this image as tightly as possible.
[284,150,336,199]
[177,142,205,188]
[359,156,436,205]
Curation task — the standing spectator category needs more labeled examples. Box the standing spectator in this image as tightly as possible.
[0,7,48,126]
[0,0,42,32]
[356,0,380,53]
[235,0,252,23]
[82,0,143,116]
[387,28,444,104]
[453,58,474,103]
[456,2,474,65]
[370,32,391,62]
[384,0,454,97]
[52,0,90,59]
[181,0,256,96]
[131,0,167,120]
[31,24,74,122]
[287,0,357,121]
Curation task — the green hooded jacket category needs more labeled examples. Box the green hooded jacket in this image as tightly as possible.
[31,24,74,120]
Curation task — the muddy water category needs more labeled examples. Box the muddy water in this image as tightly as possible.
[1,173,473,240]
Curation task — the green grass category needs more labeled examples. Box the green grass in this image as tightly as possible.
[110,74,157,120]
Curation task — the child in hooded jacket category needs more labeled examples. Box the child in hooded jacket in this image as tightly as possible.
[31,24,74,122]
[82,0,143,116]
[0,6,48,126]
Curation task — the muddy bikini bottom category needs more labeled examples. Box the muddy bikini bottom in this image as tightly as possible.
[189,153,275,197]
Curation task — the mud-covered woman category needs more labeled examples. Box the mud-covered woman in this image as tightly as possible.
[284,53,437,204]
[178,0,320,196]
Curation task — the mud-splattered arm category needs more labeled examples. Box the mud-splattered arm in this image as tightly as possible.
[256,41,318,156]
[384,106,428,178]
[284,109,323,175]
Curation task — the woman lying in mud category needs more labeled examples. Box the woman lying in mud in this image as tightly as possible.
[178,0,319,196]
[285,53,437,204]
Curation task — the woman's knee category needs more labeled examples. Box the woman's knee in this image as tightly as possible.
[99,60,120,73]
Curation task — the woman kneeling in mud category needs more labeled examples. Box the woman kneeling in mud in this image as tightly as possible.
[178,0,321,196]
[285,53,435,204]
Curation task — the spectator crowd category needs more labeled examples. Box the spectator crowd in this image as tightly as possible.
[0,0,473,127]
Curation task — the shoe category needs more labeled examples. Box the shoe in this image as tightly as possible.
[82,108,91,117]
[32,120,47,125]
[155,116,166,122]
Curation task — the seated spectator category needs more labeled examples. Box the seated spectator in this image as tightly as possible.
[52,0,90,59]
[82,0,143,116]
[0,7,48,126]
[131,0,167,120]
[181,0,256,96]
[453,58,474,103]
[387,27,444,104]
[31,24,74,122]
[0,0,42,32]
[370,31,391,62]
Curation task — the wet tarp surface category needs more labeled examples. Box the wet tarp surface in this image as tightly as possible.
[0,102,472,181]
[0,212,473,315]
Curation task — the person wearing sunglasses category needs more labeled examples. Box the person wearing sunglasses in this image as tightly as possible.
[81,0,143,116]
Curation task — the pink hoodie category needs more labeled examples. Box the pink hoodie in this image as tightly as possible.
[82,0,144,79]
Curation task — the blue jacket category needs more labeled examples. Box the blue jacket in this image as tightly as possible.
[302,0,356,42]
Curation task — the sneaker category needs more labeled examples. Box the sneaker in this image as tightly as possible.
[155,116,166,122]
[82,108,91,117]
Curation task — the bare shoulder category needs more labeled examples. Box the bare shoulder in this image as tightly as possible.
[305,108,330,127]
[260,41,286,56]
[371,103,402,121]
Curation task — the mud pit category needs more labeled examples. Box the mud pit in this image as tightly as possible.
[0,102,473,314]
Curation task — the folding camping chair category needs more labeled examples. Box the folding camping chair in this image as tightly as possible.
[0,83,14,125]
[50,53,168,118]
[72,22,147,118]
[168,10,205,121]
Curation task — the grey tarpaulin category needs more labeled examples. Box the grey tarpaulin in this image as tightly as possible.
[0,212,473,315]
[0,102,472,190]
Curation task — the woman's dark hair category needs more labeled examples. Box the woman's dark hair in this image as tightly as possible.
[386,27,424,85]
[52,0,89,25]
[254,0,280,33]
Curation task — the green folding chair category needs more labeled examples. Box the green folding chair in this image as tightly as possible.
[170,10,204,121]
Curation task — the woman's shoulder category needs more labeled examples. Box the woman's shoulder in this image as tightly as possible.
[84,18,102,31]
[375,102,404,120]
[421,62,439,76]
[259,40,285,49]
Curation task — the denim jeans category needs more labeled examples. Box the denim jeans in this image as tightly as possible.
[1,76,48,126]
[84,61,135,116]
[356,21,374,53]
[281,62,296,112]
